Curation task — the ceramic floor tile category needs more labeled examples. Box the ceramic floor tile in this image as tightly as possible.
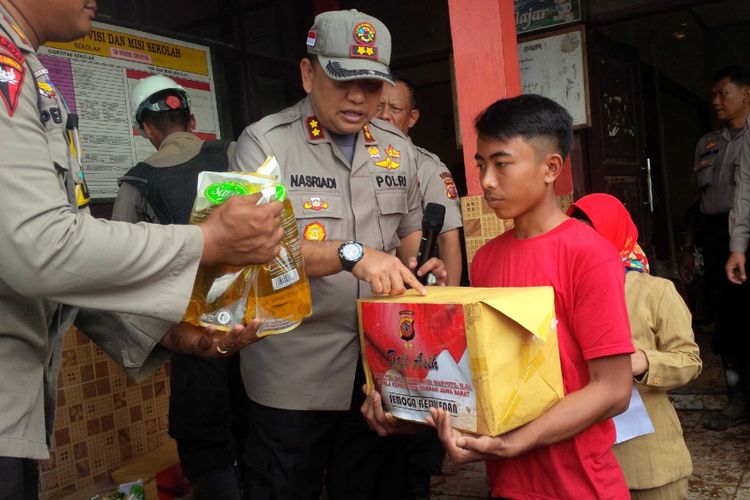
[671,393,728,410]
[687,483,739,499]
[431,461,488,498]
[678,409,705,429]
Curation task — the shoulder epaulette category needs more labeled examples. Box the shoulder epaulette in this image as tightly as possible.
[250,105,301,136]
[413,145,444,166]
[700,129,722,141]
[369,116,407,138]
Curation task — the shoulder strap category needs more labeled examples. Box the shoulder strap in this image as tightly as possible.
[118,162,154,187]
[199,139,232,155]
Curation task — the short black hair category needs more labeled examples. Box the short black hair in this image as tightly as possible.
[712,65,750,87]
[141,108,191,133]
[392,73,417,109]
[474,94,573,160]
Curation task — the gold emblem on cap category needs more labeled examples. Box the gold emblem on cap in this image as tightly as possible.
[354,22,376,45]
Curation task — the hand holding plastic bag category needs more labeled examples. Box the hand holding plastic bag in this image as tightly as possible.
[183,157,312,335]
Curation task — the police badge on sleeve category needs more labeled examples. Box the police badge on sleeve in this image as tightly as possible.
[0,35,25,116]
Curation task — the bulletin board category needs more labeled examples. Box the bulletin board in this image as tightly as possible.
[518,26,590,128]
[39,22,221,200]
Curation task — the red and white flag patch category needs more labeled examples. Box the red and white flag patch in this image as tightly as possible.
[306,31,317,47]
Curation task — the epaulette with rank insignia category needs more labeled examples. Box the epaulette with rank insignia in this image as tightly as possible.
[362,124,375,144]
[306,116,325,140]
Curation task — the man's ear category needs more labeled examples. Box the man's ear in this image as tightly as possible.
[188,114,196,132]
[141,121,162,148]
[544,153,564,184]
[300,58,314,95]
[407,108,420,131]
[743,85,750,105]
[142,121,155,140]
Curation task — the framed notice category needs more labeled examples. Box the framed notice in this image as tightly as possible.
[515,0,582,35]
[518,26,590,128]
[39,22,221,200]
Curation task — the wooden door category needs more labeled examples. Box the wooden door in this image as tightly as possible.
[585,32,653,253]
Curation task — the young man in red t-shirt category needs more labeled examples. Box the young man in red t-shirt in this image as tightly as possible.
[428,95,635,499]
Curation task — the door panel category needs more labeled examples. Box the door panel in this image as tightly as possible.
[586,32,653,253]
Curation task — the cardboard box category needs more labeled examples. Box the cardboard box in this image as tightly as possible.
[111,439,179,499]
[358,286,563,436]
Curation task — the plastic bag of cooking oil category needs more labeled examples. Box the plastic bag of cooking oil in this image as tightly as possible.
[183,156,312,336]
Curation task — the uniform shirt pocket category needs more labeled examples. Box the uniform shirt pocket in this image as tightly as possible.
[694,155,716,188]
[375,190,408,252]
[289,190,343,242]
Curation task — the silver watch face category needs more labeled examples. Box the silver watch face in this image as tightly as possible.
[342,242,364,261]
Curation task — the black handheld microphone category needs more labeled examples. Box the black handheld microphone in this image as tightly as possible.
[415,202,445,285]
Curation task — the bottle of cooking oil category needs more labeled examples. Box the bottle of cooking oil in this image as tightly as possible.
[246,184,312,335]
[183,158,312,336]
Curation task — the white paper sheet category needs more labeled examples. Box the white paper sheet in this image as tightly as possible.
[613,386,655,444]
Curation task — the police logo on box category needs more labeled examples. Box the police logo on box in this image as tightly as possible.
[399,309,416,341]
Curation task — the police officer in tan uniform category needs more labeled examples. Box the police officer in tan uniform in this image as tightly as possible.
[680,66,750,430]
[0,1,283,497]
[232,9,446,500]
[377,75,463,286]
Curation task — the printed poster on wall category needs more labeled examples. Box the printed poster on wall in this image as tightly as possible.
[515,0,582,35]
[518,26,590,128]
[39,22,220,199]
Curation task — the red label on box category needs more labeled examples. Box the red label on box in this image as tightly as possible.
[361,302,477,426]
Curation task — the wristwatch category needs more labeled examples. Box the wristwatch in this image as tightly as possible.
[338,241,364,272]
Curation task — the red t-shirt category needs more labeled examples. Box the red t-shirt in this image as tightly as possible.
[471,218,634,500]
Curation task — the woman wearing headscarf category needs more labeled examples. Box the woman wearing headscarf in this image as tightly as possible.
[569,193,702,500]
